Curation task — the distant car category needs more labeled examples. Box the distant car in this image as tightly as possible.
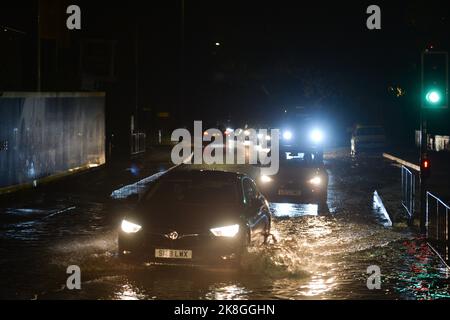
[351,125,386,155]
[118,170,271,267]
[258,147,329,212]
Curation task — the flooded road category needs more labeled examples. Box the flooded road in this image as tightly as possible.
[1,149,449,300]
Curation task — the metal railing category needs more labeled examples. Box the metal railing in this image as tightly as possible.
[401,165,415,219]
[131,132,146,156]
[426,192,450,264]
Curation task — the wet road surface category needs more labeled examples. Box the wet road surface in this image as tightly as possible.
[0,149,449,300]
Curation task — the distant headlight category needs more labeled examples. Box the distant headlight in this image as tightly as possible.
[121,220,142,233]
[260,175,273,183]
[309,176,322,186]
[210,224,240,237]
[257,133,271,141]
[283,130,293,140]
[310,129,324,143]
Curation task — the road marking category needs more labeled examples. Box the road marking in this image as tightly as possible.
[110,153,193,199]
[373,190,392,227]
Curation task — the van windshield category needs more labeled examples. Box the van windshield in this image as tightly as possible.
[280,151,322,167]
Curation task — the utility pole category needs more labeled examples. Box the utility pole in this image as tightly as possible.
[419,106,428,234]
[37,0,41,91]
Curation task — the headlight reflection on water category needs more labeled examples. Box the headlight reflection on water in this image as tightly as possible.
[271,203,319,217]
[298,275,337,297]
[116,283,146,300]
[205,284,249,300]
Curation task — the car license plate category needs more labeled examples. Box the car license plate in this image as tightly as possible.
[278,189,301,196]
[155,249,192,259]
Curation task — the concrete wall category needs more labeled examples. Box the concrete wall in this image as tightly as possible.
[0,92,105,192]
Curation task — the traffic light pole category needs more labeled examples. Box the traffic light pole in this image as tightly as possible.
[419,51,429,235]
[419,110,427,235]
[418,49,448,235]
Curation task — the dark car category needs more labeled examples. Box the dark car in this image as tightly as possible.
[258,147,329,213]
[118,170,271,267]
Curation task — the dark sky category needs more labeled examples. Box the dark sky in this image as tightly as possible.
[1,1,449,132]
[179,0,449,125]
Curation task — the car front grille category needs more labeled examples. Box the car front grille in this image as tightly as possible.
[145,232,207,249]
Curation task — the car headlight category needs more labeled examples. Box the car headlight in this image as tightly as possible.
[310,129,324,143]
[283,130,293,140]
[121,220,142,233]
[257,133,271,141]
[260,175,273,183]
[309,176,322,186]
[210,224,240,237]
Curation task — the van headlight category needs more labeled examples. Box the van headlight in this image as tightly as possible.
[310,129,324,143]
[121,220,142,233]
[210,224,240,238]
[260,175,273,183]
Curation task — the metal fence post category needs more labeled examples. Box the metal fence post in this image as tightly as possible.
[447,206,449,263]
[425,192,450,266]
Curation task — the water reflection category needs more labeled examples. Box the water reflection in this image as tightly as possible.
[394,240,450,300]
[205,284,249,300]
[115,283,145,300]
[298,275,337,297]
[271,203,318,218]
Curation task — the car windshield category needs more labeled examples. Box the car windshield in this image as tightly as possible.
[143,177,239,205]
[280,151,321,166]
[357,127,384,136]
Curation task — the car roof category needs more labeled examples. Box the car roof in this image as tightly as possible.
[161,169,246,181]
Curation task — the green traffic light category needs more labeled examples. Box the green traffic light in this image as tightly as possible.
[425,90,441,104]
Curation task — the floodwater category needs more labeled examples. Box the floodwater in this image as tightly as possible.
[0,149,449,300]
